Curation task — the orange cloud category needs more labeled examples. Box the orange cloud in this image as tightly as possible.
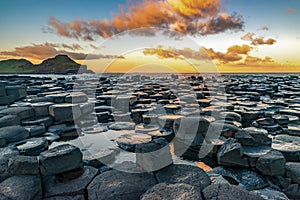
[285,8,296,13]
[143,44,253,64]
[241,32,255,41]
[241,32,276,46]
[47,0,244,40]
[251,37,276,46]
[0,43,124,60]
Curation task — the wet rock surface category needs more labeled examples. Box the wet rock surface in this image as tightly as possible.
[0,74,300,199]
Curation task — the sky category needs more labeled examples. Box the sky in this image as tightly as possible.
[0,0,300,73]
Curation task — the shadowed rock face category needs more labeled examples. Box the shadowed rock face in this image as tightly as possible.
[87,170,157,200]
[155,164,211,193]
[202,183,265,200]
[0,175,42,200]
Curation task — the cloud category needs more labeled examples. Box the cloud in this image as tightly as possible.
[241,32,255,41]
[251,37,276,46]
[46,0,244,40]
[143,46,210,60]
[142,44,280,70]
[0,43,124,60]
[285,8,296,13]
[143,44,252,64]
[259,26,269,31]
[241,32,276,46]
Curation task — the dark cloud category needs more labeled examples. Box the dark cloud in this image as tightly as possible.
[46,0,244,41]
[259,26,269,31]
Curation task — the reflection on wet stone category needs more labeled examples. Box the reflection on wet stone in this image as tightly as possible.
[0,74,300,199]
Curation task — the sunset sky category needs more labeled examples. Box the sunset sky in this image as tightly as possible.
[0,0,300,73]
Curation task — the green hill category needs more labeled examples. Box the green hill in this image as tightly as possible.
[0,59,36,73]
[0,55,94,74]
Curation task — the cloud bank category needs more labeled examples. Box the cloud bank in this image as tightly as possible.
[0,43,123,60]
[46,0,244,40]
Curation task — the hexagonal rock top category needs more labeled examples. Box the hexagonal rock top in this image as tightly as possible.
[39,144,82,176]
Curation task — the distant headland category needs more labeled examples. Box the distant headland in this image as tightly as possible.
[0,55,94,74]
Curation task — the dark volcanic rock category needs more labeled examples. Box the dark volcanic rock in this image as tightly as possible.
[217,138,249,167]
[202,183,265,200]
[39,144,82,176]
[256,150,286,176]
[0,125,29,143]
[116,132,152,152]
[210,166,269,190]
[155,164,211,192]
[0,175,42,200]
[44,166,98,198]
[87,169,156,200]
[49,104,81,122]
[285,162,300,184]
[0,107,34,120]
[136,137,172,172]
[0,115,20,128]
[272,134,300,162]
[141,183,202,200]
[8,155,39,175]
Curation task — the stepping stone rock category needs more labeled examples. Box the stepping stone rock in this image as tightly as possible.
[44,166,98,198]
[155,164,211,192]
[25,125,46,136]
[202,183,265,200]
[21,116,53,127]
[39,144,82,176]
[250,187,289,200]
[288,125,300,136]
[108,122,135,130]
[65,92,88,103]
[210,166,269,190]
[243,127,272,146]
[46,93,68,103]
[0,95,15,106]
[116,133,152,152]
[8,155,39,175]
[5,86,27,101]
[14,138,49,156]
[49,104,81,122]
[87,169,156,200]
[0,125,29,143]
[217,138,249,167]
[256,150,286,176]
[242,146,271,167]
[31,102,54,117]
[141,183,202,200]
[83,146,120,168]
[285,162,300,184]
[136,137,172,172]
[0,175,42,200]
[0,115,20,128]
[0,147,19,182]
[0,106,34,120]
[272,135,300,161]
